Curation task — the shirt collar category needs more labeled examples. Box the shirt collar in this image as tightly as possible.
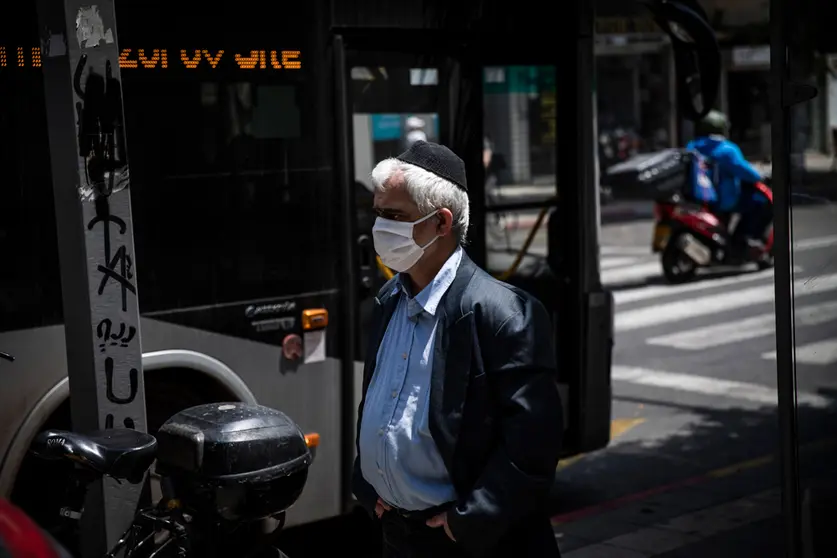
[396,246,463,319]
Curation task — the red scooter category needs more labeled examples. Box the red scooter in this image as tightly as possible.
[652,182,774,283]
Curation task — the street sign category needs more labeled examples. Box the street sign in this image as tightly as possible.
[34,1,148,556]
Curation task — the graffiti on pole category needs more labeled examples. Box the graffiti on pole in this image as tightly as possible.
[72,21,143,431]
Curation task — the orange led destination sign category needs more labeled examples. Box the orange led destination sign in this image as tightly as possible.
[0,47,301,70]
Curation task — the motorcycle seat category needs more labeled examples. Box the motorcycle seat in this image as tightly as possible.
[31,428,157,484]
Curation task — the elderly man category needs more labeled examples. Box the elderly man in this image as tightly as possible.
[353,141,564,557]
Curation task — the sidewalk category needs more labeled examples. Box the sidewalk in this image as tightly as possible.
[558,489,783,558]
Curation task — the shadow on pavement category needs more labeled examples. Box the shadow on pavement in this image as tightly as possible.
[548,387,837,555]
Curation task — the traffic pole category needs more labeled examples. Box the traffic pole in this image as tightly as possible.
[34,1,148,556]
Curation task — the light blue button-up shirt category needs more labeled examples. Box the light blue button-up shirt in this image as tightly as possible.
[358,246,463,511]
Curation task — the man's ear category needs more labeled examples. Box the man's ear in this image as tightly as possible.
[437,208,454,237]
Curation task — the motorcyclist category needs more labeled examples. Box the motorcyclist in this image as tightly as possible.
[686,110,771,256]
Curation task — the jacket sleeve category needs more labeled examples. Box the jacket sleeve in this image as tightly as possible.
[716,143,763,183]
[445,296,564,557]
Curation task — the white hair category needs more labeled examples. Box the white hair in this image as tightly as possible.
[371,158,470,243]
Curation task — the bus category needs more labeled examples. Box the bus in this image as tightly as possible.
[0,0,718,539]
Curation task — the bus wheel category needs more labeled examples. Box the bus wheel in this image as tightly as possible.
[757,246,774,271]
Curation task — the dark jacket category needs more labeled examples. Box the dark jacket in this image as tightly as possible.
[352,252,564,557]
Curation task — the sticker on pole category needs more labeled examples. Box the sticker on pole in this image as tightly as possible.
[75,6,114,48]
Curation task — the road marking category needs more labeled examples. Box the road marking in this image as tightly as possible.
[646,299,837,350]
[612,365,831,408]
[557,418,646,470]
[707,455,774,478]
[603,261,662,286]
[601,256,643,270]
[609,232,837,305]
[615,272,837,332]
[763,338,837,365]
[614,267,778,305]
[610,417,646,438]
[795,234,837,250]
[601,246,652,256]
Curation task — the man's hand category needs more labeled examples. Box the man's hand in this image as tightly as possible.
[426,512,456,542]
[375,498,391,519]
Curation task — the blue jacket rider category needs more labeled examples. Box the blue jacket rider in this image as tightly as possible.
[686,110,767,245]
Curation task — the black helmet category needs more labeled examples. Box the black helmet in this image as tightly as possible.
[695,110,730,137]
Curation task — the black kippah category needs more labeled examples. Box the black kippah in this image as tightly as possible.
[395,141,468,191]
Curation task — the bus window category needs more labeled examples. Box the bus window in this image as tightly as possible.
[483,66,557,279]
[0,8,62,333]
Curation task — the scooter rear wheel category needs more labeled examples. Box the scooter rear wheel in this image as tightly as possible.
[757,252,774,270]
[662,238,697,284]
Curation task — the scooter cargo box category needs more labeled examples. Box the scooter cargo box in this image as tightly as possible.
[155,403,312,521]
[155,403,311,483]
[602,149,691,199]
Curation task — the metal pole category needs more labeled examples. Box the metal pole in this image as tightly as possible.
[769,0,802,554]
[34,2,148,557]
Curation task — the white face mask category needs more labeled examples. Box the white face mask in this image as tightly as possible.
[372,210,441,273]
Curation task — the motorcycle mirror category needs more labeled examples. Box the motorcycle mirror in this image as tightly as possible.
[638,0,721,121]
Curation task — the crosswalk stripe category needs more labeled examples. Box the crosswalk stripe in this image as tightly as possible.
[762,339,837,365]
[794,234,837,251]
[601,256,642,270]
[612,366,830,408]
[615,272,837,332]
[602,261,661,285]
[614,267,778,305]
[608,232,837,305]
[646,300,837,350]
[601,246,651,256]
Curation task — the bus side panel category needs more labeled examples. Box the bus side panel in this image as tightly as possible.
[140,290,344,527]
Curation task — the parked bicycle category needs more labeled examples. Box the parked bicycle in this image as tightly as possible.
[29,401,318,558]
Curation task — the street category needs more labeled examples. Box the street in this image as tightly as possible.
[492,203,837,556]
